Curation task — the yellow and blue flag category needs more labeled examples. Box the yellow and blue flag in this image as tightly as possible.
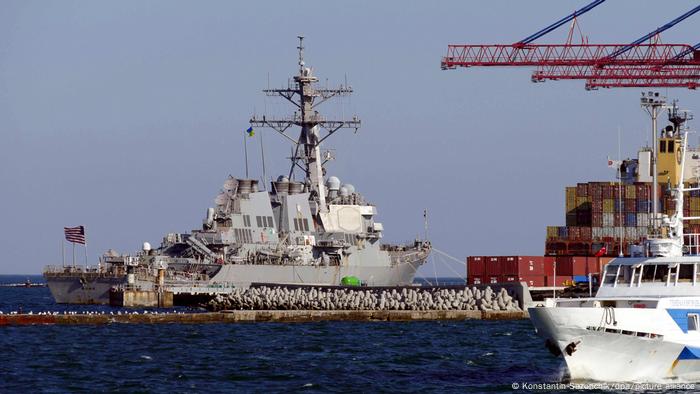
[246,126,255,137]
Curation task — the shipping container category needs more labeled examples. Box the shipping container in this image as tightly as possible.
[577,183,589,197]
[518,275,546,287]
[498,256,518,276]
[520,256,546,275]
[467,256,485,276]
[484,256,500,276]
[467,276,483,285]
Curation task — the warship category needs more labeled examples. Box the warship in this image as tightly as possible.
[44,37,431,304]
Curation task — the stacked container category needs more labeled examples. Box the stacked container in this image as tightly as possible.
[546,182,664,256]
[467,255,614,288]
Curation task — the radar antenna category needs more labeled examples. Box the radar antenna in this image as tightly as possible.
[250,36,361,214]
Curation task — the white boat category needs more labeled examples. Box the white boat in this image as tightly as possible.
[529,99,700,381]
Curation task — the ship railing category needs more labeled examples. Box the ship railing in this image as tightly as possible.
[43,265,125,278]
[685,233,700,255]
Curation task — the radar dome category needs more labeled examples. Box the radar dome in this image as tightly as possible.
[326,176,340,191]
[214,193,227,205]
[277,175,289,182]
[223,178,237,191]
[342,184,355,194]
[339,186,349,197]
[142,242,152,252]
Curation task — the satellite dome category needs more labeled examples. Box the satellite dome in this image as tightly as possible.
[277,175,289,182]
[326,176,341,191]
[339,186,349,197]
[342,184,355,194]
[223,178,237,191]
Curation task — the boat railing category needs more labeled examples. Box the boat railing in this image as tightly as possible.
[685,233,700,255]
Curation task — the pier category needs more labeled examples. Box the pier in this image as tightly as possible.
[0,310,528,326]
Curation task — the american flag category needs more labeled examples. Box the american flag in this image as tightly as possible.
[64,226,86,244]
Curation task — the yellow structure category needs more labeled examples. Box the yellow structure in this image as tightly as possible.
[657,136,683,185]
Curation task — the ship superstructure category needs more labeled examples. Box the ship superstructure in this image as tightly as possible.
[44,37,431,305]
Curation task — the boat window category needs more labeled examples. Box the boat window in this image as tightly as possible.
[617,266,632,285]
[679,264,694,282]
[668,140,675,153]
[689,313,699,331]
[655,265,669,283]
[268,216,274,227]
[603,265,618,285]
[641,265,657,283]
[630,266,642,286]
[303,219,310,231]
[668,265,678,284]
[660,140,667,153]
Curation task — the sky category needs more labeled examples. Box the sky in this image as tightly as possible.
[1,0,700,275]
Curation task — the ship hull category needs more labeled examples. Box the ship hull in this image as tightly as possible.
[44,260,423,305]
[44,274,125,305]
[210,260,421,288]
[529,305,700,381]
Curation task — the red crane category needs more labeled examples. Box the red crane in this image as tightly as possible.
[441,1,700,89]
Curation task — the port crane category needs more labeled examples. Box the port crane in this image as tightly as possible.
[441,1,700,89]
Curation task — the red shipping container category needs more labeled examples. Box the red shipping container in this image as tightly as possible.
[518,275,546,287]
[501,275,517,282]
[467,256,485,276]
[485,256,500,276]
[487,276,499,284]
[467,276,483,285]
[517,256,546,276]
[545,256,570,276]
[498,256,519,276]
[570,256,587,276]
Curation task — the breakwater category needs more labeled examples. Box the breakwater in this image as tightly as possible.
[0,309,527,326]
[207,285,523,312]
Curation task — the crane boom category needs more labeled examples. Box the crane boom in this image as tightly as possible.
[605,5,700,60]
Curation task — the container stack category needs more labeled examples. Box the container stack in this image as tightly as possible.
[547,182,651,256]
[466,255,614,289]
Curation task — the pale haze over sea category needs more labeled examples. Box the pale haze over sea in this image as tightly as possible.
[1,0,699,275]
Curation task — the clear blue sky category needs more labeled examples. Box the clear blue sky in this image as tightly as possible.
[1,0,699,275]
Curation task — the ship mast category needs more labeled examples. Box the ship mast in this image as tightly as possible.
[250,36,361,213]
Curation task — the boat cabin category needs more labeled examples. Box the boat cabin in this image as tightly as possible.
[596,257,700,298]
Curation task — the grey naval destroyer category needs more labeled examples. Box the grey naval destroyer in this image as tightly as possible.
[44,37,431,305]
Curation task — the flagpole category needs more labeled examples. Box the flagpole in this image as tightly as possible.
[72,242,75,268]
[244,133,249,179]
[61,239,65,267]
[260,131,267,190]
